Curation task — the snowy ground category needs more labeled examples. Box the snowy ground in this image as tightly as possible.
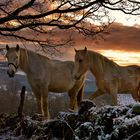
[118,94,137,105]
[0,95,140,140]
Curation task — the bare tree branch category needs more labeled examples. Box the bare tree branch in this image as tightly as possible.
[0,0,139,52]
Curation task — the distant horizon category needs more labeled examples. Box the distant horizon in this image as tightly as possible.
[0,44,140,66]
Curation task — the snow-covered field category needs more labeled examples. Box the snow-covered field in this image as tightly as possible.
[0,100,140,140]
[118,94,137,105]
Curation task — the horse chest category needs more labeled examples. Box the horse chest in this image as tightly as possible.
[48,81,74,92]
[48,65,75,92]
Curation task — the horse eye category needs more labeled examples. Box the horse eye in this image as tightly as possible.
[79,59,83,63]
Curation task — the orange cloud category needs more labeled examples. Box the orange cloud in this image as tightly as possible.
[1,22,140,51]
[100,23,140,52]
[0,22,140,65]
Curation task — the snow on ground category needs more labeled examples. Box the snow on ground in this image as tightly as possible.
[118,94,137,105]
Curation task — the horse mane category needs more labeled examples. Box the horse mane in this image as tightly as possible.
[88,50,119,73]
[20,48,50,61]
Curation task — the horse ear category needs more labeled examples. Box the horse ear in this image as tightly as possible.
[6,45,9,50]
[74,48,78,53]
[16,44,20,51]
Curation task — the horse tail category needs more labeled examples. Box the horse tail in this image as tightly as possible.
[137,66,140,99]
[77,83,84,107]
[138,82,140,98]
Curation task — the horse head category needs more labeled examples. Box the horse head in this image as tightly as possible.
[5,44,20,77]
[74,47,89,80]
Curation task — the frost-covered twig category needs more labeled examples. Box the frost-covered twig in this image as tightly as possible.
[127,130,140,140]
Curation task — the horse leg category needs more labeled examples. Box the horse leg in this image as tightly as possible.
[41,88,50,119]
[68,84,82,111]
[138,83,140,100]
[68,90,78,111]
[110,93,117,105]
[77,84,84,107]
[32,88,42,114]
[109,83,118,105]
[34,92,42,114]
[131,87,140,102]
[89,89,105,100]
[137,82,140,101]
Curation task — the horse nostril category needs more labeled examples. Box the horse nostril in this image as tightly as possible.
[7,70,15,77]
[74,75,80,80]
[74,75,77,79]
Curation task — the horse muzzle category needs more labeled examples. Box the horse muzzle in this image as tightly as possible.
[7,69,15,78]
[74,74,81,80]
[7,63,18,78]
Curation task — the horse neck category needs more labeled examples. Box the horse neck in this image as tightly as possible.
[19,48,29,73]
[19,48,50,73]
[88,51,120,80]
[88,51,105,80]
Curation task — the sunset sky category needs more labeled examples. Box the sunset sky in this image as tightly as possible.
[61,10,140,66]
[0,6,140,66]
[95,11,140,66]
[88,11,140,66]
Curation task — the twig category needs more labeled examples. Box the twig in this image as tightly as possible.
[128,130,140,140]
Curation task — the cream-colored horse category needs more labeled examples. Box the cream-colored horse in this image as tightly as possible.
[5,44,85,119]
[74,47,140,105]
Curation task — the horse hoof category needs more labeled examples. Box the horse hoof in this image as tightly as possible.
[42,116,50,122]
[89,96,94,100]
[68,108,76,112]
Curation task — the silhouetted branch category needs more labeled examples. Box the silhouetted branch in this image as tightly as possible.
[0,0,139,51]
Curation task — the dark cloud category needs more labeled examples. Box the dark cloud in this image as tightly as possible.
[0,22,140,52]
[99,23,140,52]
[53,22,140,52]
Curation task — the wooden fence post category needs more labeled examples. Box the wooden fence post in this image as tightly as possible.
[18,86,26,117]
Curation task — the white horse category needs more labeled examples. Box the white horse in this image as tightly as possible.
[6,44,85,119]
[74,47,140,105]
